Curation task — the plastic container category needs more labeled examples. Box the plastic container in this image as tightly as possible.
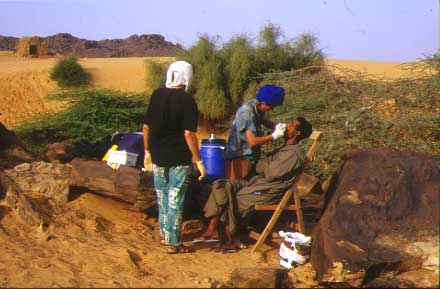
[107,149,138,167]
[200,135,226,182]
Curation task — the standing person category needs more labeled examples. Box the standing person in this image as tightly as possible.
[142,60,206,254]
[224,84,287,180]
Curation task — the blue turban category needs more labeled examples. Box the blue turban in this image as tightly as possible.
[256,84,285,106]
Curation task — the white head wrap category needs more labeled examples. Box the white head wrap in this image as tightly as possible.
[165,60,193,91]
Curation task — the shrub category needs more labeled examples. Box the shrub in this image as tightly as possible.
[241,80,260,104]
[255,23,291,72]
[183,35,228,120]
[50,55,91,88]
[16,89,148,158]
[144,59,170,94]
[194,58,229,120]
[220,34,256,107]
[181,24,326,120]
[288,33,325,69]
[183,34,223,88]
[258,63,439,181]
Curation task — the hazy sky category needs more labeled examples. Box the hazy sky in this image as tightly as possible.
[0,0,438,62]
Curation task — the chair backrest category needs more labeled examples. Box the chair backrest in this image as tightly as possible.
[306,131,322,160]
[292,130,322,187]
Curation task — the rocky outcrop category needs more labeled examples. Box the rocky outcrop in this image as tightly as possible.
[1,162,71,226]
[0,33,183,57]
[0,121,34,172]
[0,35,18,50]
[0,158,157,227]
[310,148,439,288]
[1,162,71,205]
[45,142,75,164]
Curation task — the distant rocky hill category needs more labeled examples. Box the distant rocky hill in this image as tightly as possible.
[0,33,183,57]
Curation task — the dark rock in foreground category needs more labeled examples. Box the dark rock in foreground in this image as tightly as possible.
[229,267,289,288]
[0,121,34,172]
[311,148,439,288]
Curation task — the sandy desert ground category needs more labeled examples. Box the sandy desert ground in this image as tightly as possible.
[1,191,290,288]
[0,51,434,288]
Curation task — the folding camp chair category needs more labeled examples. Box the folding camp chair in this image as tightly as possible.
[249,130,323,253]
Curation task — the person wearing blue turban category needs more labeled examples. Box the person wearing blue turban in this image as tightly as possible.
[224,84,287,180]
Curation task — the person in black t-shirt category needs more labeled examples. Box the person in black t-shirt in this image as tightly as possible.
[142,60,206,254]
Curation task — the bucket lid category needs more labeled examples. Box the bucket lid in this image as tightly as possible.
[201,138,226,146]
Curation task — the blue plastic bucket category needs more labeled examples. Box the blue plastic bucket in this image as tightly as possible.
[200,138,226,182]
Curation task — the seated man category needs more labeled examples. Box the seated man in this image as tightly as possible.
[193,116,313,252]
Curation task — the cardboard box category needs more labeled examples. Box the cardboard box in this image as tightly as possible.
[107,150,138,167]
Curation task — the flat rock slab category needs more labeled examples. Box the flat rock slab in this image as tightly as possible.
[69,158,156,209]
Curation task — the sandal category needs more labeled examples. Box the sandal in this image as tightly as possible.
[159,239,168,246]
[192,235,220,244]
[167,244,194,254]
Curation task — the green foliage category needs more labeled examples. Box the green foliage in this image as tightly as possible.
[288,33,325,69]
[195,84,229,120]
[258,63,439,181]
[255,24,325,73]
[144,59,170,93]
[255,23,291,72]
[16,89,148,158]
[242,80,260,104]
[50,55,91,88]
[221,35,255,106]
[194,59,229,120]
[184,34,221,89]
[183,35,228,120]
[182,24,326,120]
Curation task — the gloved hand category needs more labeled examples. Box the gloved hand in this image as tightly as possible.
[271,123,287,140]
[195,160,206,181]
[144,150,153,172]
[277,123,287,131]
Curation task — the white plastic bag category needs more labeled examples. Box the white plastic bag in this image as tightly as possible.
[278,231,312,269]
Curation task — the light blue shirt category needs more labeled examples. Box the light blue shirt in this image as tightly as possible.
[224,99,267,163]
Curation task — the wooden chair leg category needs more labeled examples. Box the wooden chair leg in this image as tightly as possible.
[294,191,305,233]
[251,189,294,253]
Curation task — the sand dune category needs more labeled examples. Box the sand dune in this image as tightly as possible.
[325,59,431,79]
[0,51,173,128]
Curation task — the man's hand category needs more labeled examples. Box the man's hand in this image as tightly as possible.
[271,123,287,140]
[144,150,153,171]
[196,160,206,181]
